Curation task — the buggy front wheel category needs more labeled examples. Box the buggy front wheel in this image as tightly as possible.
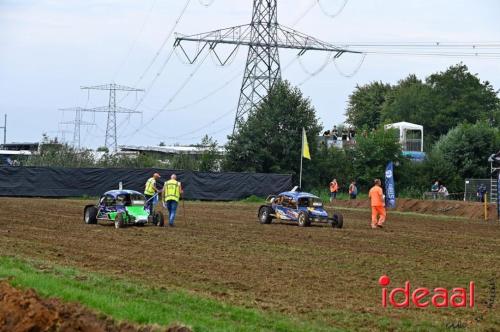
[329,213,344,229]
[258,206,272,224]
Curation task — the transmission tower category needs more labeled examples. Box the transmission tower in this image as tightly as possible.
[59,108,94,150]
[80,84,144,152]
[174,0,360,133]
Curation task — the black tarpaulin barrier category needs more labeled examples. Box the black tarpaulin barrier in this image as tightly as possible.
[0,167,293,200]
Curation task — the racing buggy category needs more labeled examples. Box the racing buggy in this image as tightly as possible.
[257,191,343,228]
[83,190,164,228]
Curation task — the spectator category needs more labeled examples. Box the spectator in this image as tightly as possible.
[438,185,449,199]
[477,184,487,202]
[431,180,439,199]
[348,127,356,141]
[332,125,338,136]
[341,129,348,141]
[329,179,339,202]
[348,181,358,199]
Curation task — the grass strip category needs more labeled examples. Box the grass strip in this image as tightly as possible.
[0,256,335,332]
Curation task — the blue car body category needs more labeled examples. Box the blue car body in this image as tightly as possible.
[272,191,329,222]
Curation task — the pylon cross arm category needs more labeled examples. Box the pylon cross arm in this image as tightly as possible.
[174,24,360,63]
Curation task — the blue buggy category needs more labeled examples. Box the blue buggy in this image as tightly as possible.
[257,191,343,228]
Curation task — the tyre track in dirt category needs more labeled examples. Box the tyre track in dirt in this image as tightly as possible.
[1,197,499,327]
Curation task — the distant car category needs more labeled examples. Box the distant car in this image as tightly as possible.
[257,191,343,228]
[83,190,164,229]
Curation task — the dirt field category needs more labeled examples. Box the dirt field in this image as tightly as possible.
[1,197,499,330]
[0,281,190,332]
[336,197,498,220]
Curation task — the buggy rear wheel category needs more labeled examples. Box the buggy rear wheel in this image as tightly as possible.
[298,211,310,227]
[83,206,98,225]
[258,206,272,224]
[153,211,164,227]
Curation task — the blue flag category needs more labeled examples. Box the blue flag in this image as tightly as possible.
[385,162,396,208]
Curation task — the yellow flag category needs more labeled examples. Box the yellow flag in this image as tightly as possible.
[302,128,311,160]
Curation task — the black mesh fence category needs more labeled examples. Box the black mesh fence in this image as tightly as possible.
[0,166,293,200]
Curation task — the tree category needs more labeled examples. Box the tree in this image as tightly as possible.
[307,144,352,190]
[345,81,392,130]
[224,80,322,181]
[381,74,436,146]
[349,127,403,188]
[197,135,221,172]
[425,63,499,141]
[425,121,500,191]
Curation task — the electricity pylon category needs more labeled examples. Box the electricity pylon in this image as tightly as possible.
[174,0,360,133]
[80,84,144,152]
[59,108,94,150]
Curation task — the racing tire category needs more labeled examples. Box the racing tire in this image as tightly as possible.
[83,206,98,225]
[115,213,125,229]
[153,211,164,227]
[298,211,310,227]
[330,213,344,229]
[258,206,272,224]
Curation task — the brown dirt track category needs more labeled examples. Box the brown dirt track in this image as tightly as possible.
[0,197,499,330]
[0,281,190,332]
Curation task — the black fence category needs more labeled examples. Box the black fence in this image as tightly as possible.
[0,166,293,201]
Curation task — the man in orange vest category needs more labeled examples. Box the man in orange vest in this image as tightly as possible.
[368,178,386,229]
[329,178,339,202]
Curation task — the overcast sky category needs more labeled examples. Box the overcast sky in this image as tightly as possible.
[1,0,499,148]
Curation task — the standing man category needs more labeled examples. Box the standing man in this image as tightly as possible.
[329,179,339,202]
[368,179,386,229]
[348,181,358,199]
[163,174,183,227]
[144,172,161,215]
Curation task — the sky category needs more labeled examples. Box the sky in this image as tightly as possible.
[1,0,499,149]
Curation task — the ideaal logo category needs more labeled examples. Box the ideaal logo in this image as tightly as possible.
[379,275,475,308]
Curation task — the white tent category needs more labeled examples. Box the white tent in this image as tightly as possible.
[384,121,424,152]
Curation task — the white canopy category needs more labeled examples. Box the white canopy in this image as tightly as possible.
[384,121,424,152]
[384,121,423,131]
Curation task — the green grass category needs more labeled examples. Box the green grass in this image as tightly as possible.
[0,256,334,332]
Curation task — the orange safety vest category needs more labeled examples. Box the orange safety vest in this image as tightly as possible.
[330,181,338,193]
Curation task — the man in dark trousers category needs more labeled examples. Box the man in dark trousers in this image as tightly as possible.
[144,172,161,215]
[163,174,183,227]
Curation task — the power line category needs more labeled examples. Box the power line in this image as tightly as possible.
[112,0,158,81]
[333,53,367,78]
[290,0,317,27]
[120,51,211,142]
[119,0,191,103]
[198,0,215,7]
[317,0,349,18]
[142,55,303,141]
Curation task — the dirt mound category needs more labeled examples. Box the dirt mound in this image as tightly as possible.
[0,281,191,332]
[335,197,497,220]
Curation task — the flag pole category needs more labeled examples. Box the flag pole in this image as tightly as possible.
[299,128,303,189]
